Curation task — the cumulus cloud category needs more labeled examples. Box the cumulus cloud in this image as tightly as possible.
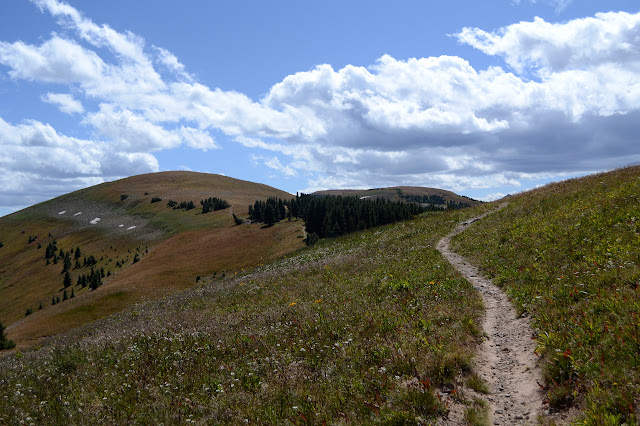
[455,12,640,73]
[0,36,105,83]
[2,0,640,210]
[42,92,84,114]
[0,116,158,206]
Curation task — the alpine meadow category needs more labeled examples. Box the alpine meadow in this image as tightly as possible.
[2,1,640,425]
[0,166,639,424]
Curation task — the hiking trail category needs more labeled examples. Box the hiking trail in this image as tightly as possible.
[437,204,545,425]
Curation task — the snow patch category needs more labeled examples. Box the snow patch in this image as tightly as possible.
[127,226,137,230]
[74,212,82,216]
[118,224,124,228]
[90,218,101,225]
[58,211,66,215]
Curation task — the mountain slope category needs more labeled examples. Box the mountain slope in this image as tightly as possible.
[0,205,486,424]
[0,172,303,346]
[452,165,640,424]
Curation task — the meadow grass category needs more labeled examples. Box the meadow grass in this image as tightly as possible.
[452,166,640,424]
[0,209,486,424]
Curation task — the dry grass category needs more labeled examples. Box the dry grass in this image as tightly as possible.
[6,220,305,348]
[0,209,487,424]
[0,172,303,348]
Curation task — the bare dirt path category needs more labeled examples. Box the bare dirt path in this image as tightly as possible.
[437,205,545,425]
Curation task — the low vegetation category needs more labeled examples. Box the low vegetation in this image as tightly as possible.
[0,322,15,350]
[0,209,486,424]
[452,165,640,424]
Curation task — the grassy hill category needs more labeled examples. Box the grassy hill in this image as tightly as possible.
[313,186,481,209]
[1,167,639,424]
[452,165,640,424]
[0,206,488,424]
[0,172,304,347]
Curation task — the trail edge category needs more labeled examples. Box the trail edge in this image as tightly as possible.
[437,203,545,425]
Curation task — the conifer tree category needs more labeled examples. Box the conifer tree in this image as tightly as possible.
[63,271,72,288]
[0,321,15,350]
[62,253,71,273]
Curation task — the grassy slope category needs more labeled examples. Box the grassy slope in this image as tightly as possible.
[0,209,487,425]
[452,166,640,424]
[0,172,302,347]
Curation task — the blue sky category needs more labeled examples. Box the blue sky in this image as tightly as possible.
[0,0,639,216]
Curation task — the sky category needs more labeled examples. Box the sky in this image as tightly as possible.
[1,0,639,216]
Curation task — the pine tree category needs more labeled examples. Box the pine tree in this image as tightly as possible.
[0,321,16,350]
[62,253,71,273]
[62,289,68,301]
[71,288,75,298]
[52,295,56,305]
[63,271,72,288]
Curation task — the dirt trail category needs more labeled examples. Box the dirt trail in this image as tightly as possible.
[437,205,545,425]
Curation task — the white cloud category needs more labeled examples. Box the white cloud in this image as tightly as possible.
[455,12,640,73]
[251,155,298,177]
[179,127,218,150]
[0,116,158,206]
[42,92,84,114]
[480,192,507,202]
[85,104,181,152]
[0,36,105,83]
[2,1,640,210]
[153,46,192,81]
[85,104,218,152]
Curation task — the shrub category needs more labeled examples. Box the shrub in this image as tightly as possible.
[0,321,15,350]
[305,232,319,246]
[201,197,230,213]
[151,197,162,203]
[120,194,129,201]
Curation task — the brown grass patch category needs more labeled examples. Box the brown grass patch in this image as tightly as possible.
[6,221,304,347]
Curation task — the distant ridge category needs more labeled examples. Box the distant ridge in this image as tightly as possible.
[312,186,481,209]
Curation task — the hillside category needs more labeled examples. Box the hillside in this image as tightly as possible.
[0,172,304,347]
[313,186,481,209]
[1,167,639,424]
[0,205,488,424]
[452,165,640,424]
